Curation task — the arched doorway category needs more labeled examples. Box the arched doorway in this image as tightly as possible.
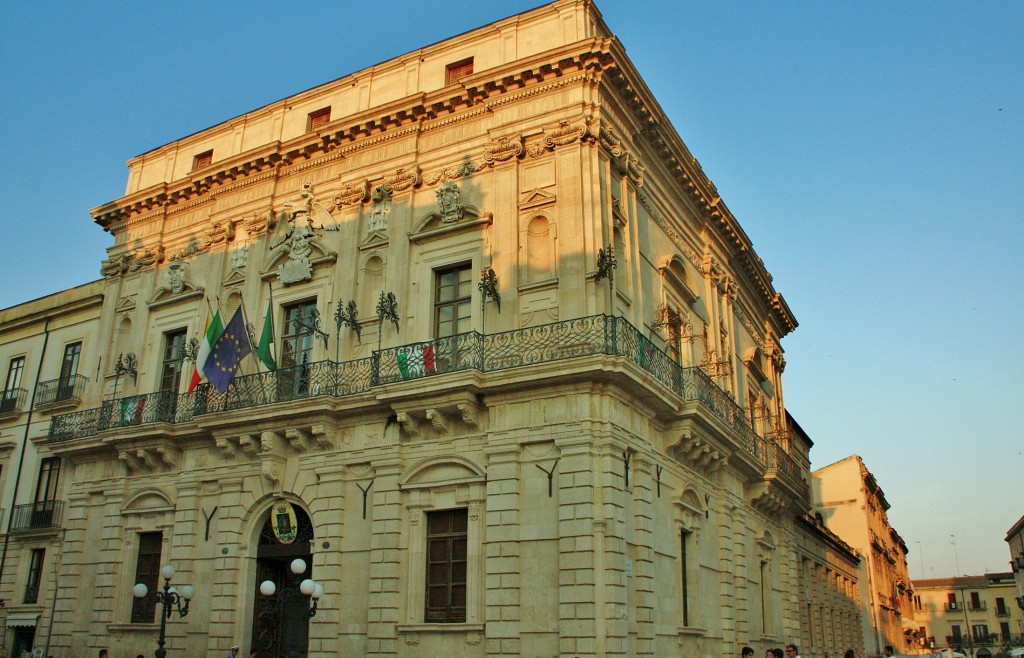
[251,503,314,658]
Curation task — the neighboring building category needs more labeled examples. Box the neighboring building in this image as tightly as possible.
[813,456,919,656]
[1007,514,1024,617]
[0,282,105,657]
[912,573,1024,654]
[0,2,862,658]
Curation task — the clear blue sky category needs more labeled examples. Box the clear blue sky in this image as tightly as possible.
[2,1,1021,577]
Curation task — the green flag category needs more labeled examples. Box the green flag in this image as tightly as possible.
[257,297,277,370]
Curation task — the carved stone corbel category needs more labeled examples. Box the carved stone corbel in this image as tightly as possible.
[286,428,311,452]
[396,411,421,438]
[311,423,335,450]
[215,437,237,457]
[239,434,260,456]
[457,403,480,430]
[156,445,180,469]
[260,430,284,454]
[426,408,448,434]
[138,449,159,471]
[119,450,142,473]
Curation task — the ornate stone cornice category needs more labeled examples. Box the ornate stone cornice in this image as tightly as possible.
[90,41,614,231]
[602,38,797,336]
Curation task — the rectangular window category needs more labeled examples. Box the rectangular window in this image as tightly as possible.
[972,624,988,641]
[680,529,690,626]
[58,341,82,400]
[24,549,44,604]
[996,597,1008,615]
[35,457,61,504]
[279,300,318,398]
[446,57,473,85]
[281,301,317,368]
[950,624,962,641]
[970,591,982,610]
[131,532,163,623]
[193,150,213,170]
[425,508,467,623]
[759,560,768,634]
[307,107,331,131]
[32,457,61,527]
[2,356,25,412]
[1000,621,1011,641]
[434,265,472,339]
[161,329,188,393]
[947,592,958,610]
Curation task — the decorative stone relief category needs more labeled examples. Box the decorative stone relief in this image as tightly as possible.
[599,127,645,186]
[208,219,235,245]
[334,180,370,207]
[278,225,314,284]
[484,135,524,163]
[545,117,592,148]
[435,182,465,223]
[229,246,249,269]
[167,263,186,294]
[383,166,421,192]
[367,185,392,232]
[101,254,131,277]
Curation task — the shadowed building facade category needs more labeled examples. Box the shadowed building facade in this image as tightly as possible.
[813,455,919,656]
[0,2,862,657]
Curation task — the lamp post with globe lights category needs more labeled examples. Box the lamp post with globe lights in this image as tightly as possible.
[259,558,322,617]
[133,564,195,658]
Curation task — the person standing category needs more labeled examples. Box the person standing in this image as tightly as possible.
[742,648,754,658]
[883,646,895,657]
[225,645,240,658]
[785,644,802,658]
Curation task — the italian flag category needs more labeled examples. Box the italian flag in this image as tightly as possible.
[188,309,224,393]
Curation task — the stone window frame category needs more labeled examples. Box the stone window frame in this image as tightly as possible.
[397,456,486,636]
[673,487,706,634]
[307,106,331,131]
[192,149,213,170]
[112,488,176,630]
[445,57,474,85]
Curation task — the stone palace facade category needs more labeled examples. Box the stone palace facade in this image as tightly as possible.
[0,2,865,657]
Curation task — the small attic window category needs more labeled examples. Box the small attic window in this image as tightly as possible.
[192,150,213,170]
[446,57,474,85]
[308,107,331,131]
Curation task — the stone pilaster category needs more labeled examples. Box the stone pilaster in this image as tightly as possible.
[483,443,521,657]
[365,458,403,658]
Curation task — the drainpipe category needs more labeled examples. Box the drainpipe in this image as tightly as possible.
[0,318,51,635]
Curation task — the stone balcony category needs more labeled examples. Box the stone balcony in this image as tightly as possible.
[47,314,806,503]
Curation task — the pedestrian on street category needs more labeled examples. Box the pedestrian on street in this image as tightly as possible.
[785,644,802,658]
[226,645,240,658]
[742,647,754,658]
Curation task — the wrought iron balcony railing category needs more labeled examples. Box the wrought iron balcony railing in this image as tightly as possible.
[46,315,800,481]
[10,500,64,531]
[0,387,28,414]
[34,374,88,406]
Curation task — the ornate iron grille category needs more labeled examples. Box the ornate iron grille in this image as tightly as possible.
[483,315,608,371]
[34,374,88,406]
[46,313,793,477]
[374,333,482,386]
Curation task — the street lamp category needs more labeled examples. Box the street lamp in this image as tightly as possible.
[133,564,195,658]
[259,558,322,617]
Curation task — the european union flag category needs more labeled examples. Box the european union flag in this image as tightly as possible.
[205,307,253,393]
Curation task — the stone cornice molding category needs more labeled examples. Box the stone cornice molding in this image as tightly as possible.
[90,40,614,230]
[600,38,797,336]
